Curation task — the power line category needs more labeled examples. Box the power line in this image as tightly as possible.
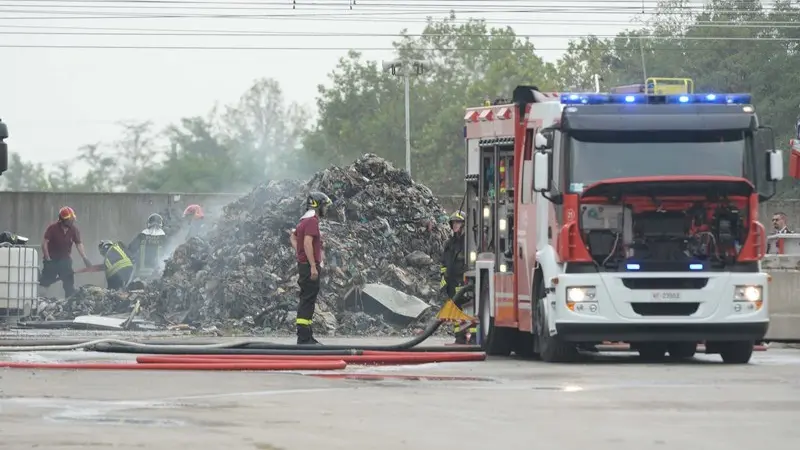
[0,30,797,40]
[0,44,779,50]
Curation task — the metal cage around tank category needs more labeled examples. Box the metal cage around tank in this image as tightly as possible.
[0,244,40,323]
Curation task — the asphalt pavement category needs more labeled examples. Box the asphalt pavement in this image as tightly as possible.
[0,336,798,450]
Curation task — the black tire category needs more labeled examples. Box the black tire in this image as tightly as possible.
[513,331,535,357]
[637,344,667,361]
[719,341,754,364]
[533,280,578,363]
[478,272,513,356]
[667,342,697,359]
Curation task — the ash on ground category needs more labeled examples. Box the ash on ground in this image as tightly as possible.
[38,155,456,336]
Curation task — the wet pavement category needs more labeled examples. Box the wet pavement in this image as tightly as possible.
[0,336,798,450]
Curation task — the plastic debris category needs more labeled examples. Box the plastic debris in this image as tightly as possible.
[36,155,454,336]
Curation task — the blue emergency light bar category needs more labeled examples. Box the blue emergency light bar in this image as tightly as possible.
[625,262,705,271]
[561,93,752,106]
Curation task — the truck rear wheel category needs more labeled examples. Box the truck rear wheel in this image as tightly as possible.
[533,280,578,363]
[477,272,513,356]
[718,341,754,364]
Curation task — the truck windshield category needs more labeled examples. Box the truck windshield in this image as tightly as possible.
[567,130,747,193]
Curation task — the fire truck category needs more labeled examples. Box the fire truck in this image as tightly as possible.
[0,118,7,176]
[462,81,783,364]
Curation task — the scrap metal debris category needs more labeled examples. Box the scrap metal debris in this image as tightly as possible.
[33,155,454,336]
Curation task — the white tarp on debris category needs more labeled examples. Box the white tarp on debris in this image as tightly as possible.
[345,283,431,325]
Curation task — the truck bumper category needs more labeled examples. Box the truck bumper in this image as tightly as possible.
[556,321,769,342]
[551,271,769,343]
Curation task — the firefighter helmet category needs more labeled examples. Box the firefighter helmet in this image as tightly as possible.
[307,191,332,217]
[449,210,465,225]
[98,240,114,254]
[147,213,163,229]
[183,204,204,219]
[58,206,76,221]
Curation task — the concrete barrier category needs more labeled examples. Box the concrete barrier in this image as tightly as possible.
[0,191,465,292]
[763,234,800,342]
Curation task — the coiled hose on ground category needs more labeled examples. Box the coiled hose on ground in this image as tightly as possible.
[0,283,481,355]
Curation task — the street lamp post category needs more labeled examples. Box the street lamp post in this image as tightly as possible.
[382,58,432,177]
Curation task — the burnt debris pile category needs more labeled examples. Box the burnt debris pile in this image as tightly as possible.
[50,155,453,335]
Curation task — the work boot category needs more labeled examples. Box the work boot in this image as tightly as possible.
[467,333,477,345]
[454,330,469,345]
[297,325,322,345]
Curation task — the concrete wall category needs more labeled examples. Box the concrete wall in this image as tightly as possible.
[1,191,798,292]
[0,192,242,291]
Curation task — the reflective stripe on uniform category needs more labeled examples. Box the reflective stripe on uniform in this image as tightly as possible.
[296,318,313,326]
[105,244,133,278]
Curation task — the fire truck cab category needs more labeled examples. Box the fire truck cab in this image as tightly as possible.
[463,84,783,363]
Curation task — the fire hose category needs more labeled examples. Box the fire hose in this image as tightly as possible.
[0,282,480,356]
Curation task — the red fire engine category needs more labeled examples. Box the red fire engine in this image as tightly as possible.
[462,84,782,364]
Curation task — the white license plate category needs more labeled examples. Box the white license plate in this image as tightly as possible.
[651,291,681,301]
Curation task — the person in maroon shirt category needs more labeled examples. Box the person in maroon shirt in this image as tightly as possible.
[290,191,332,345]
[40,206,93,298]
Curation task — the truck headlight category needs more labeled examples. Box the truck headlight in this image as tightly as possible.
[734,285,762,302]
[566,286,596,303]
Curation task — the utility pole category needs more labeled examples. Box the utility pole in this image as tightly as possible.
[382,58,432,177]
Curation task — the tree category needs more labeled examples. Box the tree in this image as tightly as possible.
[138,115,244,193]
[0,153,51,191]
[557,0,800,195]
[222,78,311,182]
[303,17,559,194]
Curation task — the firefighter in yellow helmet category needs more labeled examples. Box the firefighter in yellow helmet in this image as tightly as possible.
[440,210,474,344]
[98,240,134,290]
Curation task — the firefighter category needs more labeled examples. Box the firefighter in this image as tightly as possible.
[40,206,93,298]
[440,210,475,344]
[289,191,332,345]
[183,204,206,240]
[127,213,167,280]
[98,240,134,290]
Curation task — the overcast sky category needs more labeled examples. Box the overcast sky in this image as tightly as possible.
[0,1,674,166]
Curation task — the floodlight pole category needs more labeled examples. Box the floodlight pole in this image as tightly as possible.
[382,58,432,176]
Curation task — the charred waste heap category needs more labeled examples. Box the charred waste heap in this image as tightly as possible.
[142,154,451,334]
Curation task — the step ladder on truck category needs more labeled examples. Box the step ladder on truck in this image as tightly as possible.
[459,80,782,363]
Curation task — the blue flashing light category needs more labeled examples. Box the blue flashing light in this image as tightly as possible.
[626,263,641,271]
[689,263,704,271]
[560,92,752,105]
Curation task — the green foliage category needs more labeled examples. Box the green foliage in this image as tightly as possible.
[4,3,800,196]
[304,17,558,194]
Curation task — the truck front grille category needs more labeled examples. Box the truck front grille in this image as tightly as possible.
[622,278,708,290]
[631,303,700,316]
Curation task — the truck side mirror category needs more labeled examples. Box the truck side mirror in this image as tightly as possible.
[533,152,550,192]
[767,149,784,181]
[534,132,552,150]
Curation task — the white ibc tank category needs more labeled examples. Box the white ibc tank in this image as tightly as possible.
[0,246,39,314]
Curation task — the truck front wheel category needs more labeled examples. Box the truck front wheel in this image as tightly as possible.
[533,280,578,363]
[718,341,754,364]
[477,272,513,356]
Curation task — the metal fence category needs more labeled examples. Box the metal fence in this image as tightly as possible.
[0,244,39,322]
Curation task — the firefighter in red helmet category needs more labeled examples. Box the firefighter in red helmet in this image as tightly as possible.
[183,204,206,239]
[40,206,93,298]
